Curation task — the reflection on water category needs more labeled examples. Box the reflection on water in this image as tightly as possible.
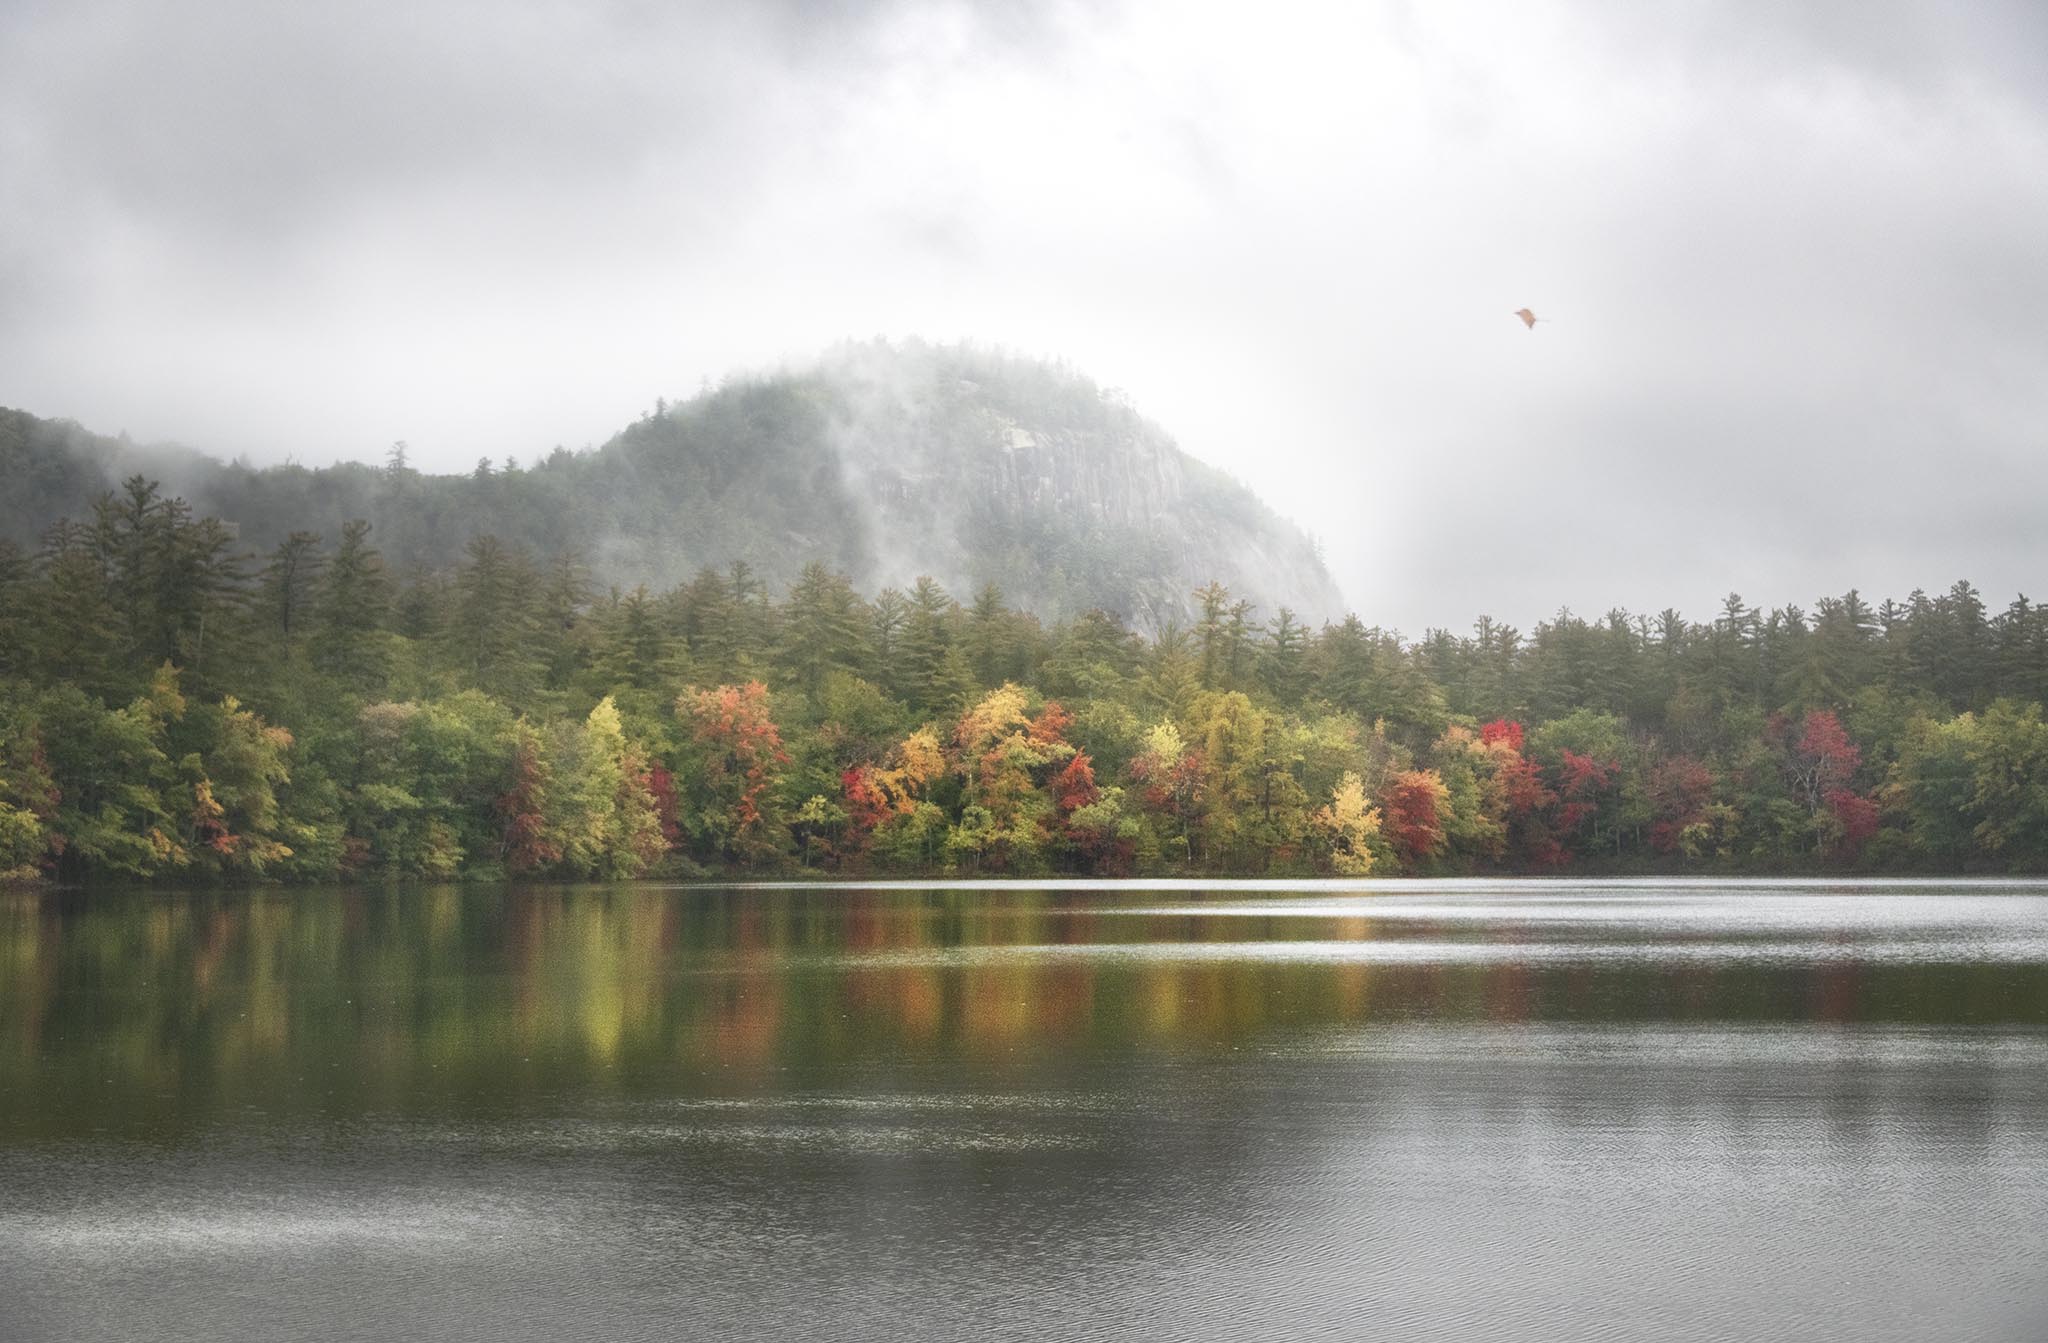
[2,881,2045,1341]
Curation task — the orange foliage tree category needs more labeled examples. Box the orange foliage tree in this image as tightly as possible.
[679,681,790,863]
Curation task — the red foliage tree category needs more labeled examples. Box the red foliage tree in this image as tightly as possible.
[686,681,789,829]
[1553,749,1615,839]
[1380,770,1450,865]
[618,748,673,871]
[644,763,682,849]
[1646,755,1714,854]
[496,734,561,874]
[839,765,891,856]
[683,681,790,861]
[1497,752,1554,819]
[1472,722,1564,867]
[1479,719,1525,752]
[1825,787,1880,855]
[1051,752,1101,814]
[1786,709,1860,811]
[1028,701,1075,746]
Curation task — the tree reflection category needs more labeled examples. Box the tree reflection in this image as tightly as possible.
[2,885,2044,1139]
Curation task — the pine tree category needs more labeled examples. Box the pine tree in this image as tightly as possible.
[259,531,326,652]
[871,587,910,695]
[30,521,124,697]
[313,520,390,693]
[1262,608,1309,707]
[899,576,971,714]
[1193,581,1230,688]
[778,563,872,696]
[448,534,543,704]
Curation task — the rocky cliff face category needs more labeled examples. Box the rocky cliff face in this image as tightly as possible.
[801,340,1344,627]
[1,341,1345,628]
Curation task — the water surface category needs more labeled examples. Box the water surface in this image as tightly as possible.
[2,879,2044,1340]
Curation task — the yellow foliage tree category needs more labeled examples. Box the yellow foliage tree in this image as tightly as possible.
[1311,771,1381,874]
[954,683,1072,825]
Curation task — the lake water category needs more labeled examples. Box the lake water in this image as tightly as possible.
[2,879,2045,1341]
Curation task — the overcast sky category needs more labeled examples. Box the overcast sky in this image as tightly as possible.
[4,0,2045,633]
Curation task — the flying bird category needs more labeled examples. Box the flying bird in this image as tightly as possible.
[1514,308,1540,329]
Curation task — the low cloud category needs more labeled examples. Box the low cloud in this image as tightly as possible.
[2,0,2043,631]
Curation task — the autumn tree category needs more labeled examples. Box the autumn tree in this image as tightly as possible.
[1129,720,1203,866]
[1380,769,1450,867]
[496,723,561,874]
[679,681,790,865]
[1778,708,1878,856]
[1647,755,1716,857]
[1311,771,1382,874]
[1183,690,1305,867]
[14,456,2048,883]
[948,684,1075,869]
[554,697,667,879]
[183,696,296,876]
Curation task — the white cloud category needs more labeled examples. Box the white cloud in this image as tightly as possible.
[2,0,2044,629]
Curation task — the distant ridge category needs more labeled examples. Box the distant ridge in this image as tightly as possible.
[0,339,1344,627]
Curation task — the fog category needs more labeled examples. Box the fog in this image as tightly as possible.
[3,0,2044,632]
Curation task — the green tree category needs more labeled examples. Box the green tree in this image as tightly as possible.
[778,563,872,697]
[448,535,544,704]
[259,531,326,653]
[313,520,391,692]
[556,696,667,879]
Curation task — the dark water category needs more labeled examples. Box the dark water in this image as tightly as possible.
[2,879,2045,1341]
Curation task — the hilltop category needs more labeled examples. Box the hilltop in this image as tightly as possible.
[0,341,1343,627]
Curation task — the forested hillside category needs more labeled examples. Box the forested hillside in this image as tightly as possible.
[0,341,1343,629]
[2,475,2044,883]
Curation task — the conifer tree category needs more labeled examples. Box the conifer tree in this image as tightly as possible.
[778,563,872,696]
[448,534,544,704]
[314,519,391,692]
[259,531,326,652]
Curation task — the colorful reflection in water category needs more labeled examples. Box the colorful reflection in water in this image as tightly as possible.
[4,882,2045,1138]
[4,881,2047,1342]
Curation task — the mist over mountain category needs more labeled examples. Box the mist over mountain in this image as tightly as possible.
[1,341,1342,629]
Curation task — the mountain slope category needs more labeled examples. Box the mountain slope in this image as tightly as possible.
[1,341,1343,627]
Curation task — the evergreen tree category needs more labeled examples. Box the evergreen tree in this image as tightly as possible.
[448,534,544,704]
[1262,608,1310,706]
[898,576,972,715]
[313,519,391,693]
[259,531,326,652]
[871,587,911,696]
[778,563,872,697]
[30,521,125,698]
[591,586,682,695]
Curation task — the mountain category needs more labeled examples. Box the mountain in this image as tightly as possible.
[0,340,1343,628]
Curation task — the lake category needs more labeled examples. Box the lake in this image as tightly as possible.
[2,879,2045,1341]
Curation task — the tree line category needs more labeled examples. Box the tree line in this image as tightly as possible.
[3,477,2045,882]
